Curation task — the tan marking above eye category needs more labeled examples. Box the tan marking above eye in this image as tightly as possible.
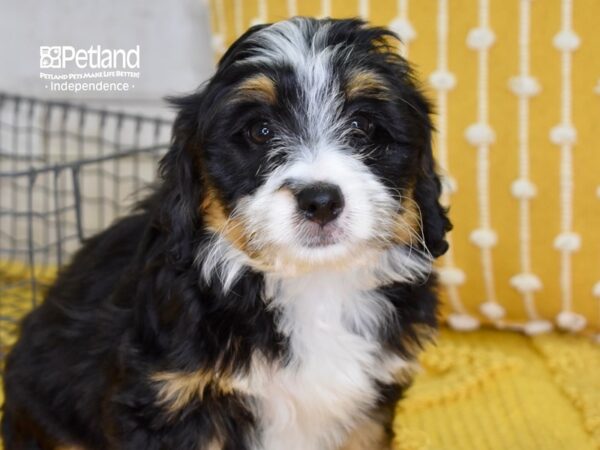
[233,74,278,104]
[345,70,390,100]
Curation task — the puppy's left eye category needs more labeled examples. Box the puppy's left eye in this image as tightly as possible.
[247,121,274,145]
[348,115,374,138]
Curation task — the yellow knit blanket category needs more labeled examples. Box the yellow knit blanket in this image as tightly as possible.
[394,329,600,450]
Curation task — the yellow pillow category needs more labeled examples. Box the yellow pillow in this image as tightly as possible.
[208,0,600,337]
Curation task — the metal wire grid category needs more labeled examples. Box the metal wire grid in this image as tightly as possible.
[0,92,173,352]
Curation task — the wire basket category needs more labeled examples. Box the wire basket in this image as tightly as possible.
[0,92,173,354]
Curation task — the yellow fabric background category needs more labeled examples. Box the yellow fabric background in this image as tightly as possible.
[210,0,600,331]
[393,328,600,450]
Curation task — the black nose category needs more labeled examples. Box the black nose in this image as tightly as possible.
[294,183,345,226]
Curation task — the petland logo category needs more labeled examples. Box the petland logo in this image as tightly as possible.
[40,45,140,69]
[39,45,140,93]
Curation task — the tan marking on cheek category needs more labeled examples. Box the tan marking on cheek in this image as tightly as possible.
[392,190,422,245]
[345,70,390,101]
[201,184,251,252]
[200,182,274,269]
[234,74,277,104]
[151,370,236,415]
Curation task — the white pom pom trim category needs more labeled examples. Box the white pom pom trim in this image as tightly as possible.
[437,267,466,286]
[556,311,587,332]
[550,124,577,145]
[429,70,456,91]
[389,17,417,43]
[524,320,553,336]
[511,179,537,199]
[510,273,543,293]
[553,232,581,252]
[466,27,495,50]
[447,313,480,331]
[465,123,495,146]
[508,75,541,97]
[480,301,506,321]
[470,228,498,248]
[593,281,600,298]
[553,30,581,52]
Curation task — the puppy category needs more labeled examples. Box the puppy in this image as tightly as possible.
[2,17,450,450]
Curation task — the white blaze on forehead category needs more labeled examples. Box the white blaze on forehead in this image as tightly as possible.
[247,18,333,72]
[246,18,345,141]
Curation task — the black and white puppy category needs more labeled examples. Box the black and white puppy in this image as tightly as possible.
[2,17,450,450]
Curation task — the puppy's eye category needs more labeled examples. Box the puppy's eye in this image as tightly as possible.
[349,115,374,138]
[247,121,274,145]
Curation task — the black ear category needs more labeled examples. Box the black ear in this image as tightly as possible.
[379,41,451,259]
[413,142,452,258]
[387,64,451,258]
[154,91,207,263]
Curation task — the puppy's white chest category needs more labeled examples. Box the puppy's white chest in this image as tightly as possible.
[248,272,399,450]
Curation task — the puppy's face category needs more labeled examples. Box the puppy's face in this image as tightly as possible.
[171,18,447,276]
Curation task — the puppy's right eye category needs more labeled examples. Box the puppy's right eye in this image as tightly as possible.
[247,121,274,145]
[348,114,374,138]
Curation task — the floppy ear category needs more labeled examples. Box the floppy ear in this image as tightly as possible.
[413,144,452,258]
[376,35,451,259]
[398,82,451,259]
[155,91,206,264]
[127,94,206,347]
